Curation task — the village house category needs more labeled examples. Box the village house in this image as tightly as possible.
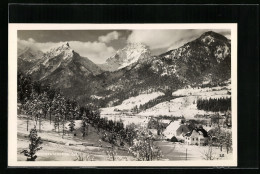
[184,129,209,146]
[163,120,190,141]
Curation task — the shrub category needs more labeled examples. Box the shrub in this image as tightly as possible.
[170,136,178,142]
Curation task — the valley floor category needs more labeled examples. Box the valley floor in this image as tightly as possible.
[156,141,233,161]
[17,115,133,161]
[17,115,233,162]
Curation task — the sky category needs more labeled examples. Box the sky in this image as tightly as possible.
[18,29,230,64]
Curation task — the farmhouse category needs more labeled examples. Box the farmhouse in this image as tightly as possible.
[163,120,190,140]
[184,129,209,146]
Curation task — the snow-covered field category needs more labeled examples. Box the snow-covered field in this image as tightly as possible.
[99,92,166,127]
[17,116,133,161]
[157,141,233,161]
[100,84,231,123]
[172,85,231,97]
[139,85,231,119]
[138,95,225,118]
[18,115,82,133]
[101,92,164,112]
[17,116,232,161]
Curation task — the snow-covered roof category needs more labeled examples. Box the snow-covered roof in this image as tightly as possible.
[163,120,182,135]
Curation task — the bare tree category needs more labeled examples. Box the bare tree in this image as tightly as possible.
[128,129,163,161]
[202,145,216,160]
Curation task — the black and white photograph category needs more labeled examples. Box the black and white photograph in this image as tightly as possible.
[8,24,237,166]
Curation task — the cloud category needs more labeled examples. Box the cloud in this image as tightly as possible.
[98,31,121,43]
[127,29,231,51]
[18,38,59,51]
[28,38,35,43]
[18,38,116,64]
[69,41,116,63]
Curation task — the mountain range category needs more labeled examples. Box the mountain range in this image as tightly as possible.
[18,31,231,108]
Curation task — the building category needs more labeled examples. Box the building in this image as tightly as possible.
[163,120,190,140]
[184,129,209,146]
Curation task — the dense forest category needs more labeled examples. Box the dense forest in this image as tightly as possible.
[196,97,231,112]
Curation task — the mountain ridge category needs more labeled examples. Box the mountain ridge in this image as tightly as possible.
[19,42,103,89]
[18,31,231,108]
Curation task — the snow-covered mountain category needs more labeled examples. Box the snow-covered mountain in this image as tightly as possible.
[19,42,103,89]
[143,31,231,84]
[98,43,151,71]
[18,31,231,111]
[18,47,44,72]
[78,31,231,108]
[95,32,232,117]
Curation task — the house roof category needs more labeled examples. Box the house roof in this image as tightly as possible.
[163,120,182,134]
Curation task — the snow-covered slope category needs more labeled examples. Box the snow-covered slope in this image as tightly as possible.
[154,31,231,84]
[138,96,207,118]
[138,84,231,119]
[27,42,74,76]
[172,83,231,97]
[115,92,164,110]
[80,31,231,109]
[99,43,151,71]
[100,92,164,114]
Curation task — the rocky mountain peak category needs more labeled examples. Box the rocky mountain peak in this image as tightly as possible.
[123,42,149,50]
[199,31,229,45]
[44,42,74,61]
[99,42,151,72]
[51,42,72,52]
[21,41,102,89]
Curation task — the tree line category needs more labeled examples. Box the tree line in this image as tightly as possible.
[196,97,231,112]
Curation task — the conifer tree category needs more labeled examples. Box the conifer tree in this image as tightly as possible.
[68,100,78,133]
[68,114,76,133]
[81,111,89,138]
[23,98,35,131]
[54,111,61,133]
[21,126,42,161]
